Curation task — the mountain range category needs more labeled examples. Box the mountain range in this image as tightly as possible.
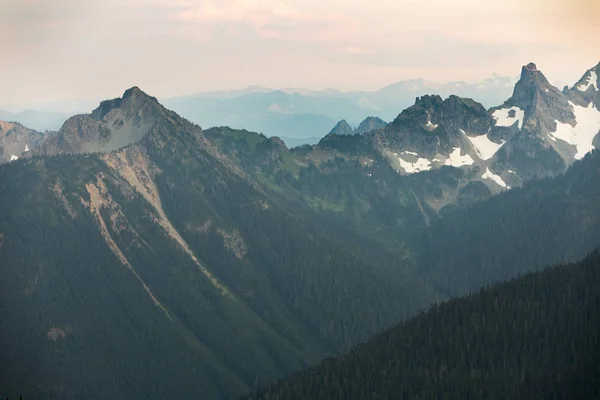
[1,73,524,148]
[1,61,599,399]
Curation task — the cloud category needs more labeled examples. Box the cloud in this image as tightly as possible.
[173,0,353,42]
[329,35,571,69]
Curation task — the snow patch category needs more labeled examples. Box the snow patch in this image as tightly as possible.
[482,168,509,188]
[577,70,598,92]
[493,106,524,130]
[403,150,419,156]
[10,154,18,161]
[398,156,431,174]
[426,120,438,129]
[549,102,600,159]
[444,147,474,167]
[24,144,29,152]
[463,129,505,160]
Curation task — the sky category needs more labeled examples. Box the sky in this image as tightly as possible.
[0,0,598,106]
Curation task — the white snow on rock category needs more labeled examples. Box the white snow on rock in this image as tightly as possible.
[492,106,524,130]
[444,147,474,167]
[398,155,431,173]
[10,154,19,161]
[462,129,505,160]
[403,150,419,156]
[549,102,600,160]
[24,144,29,152]
[425,120,438,129]
[577,70,598,92]
[482,168,509,188]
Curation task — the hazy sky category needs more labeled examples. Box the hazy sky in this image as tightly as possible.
[1,0,598,105]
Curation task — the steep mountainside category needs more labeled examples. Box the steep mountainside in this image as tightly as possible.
[418,150,600,296]
[489,62,600,183]
[243,250,600,400]
[0,88,437,400]
[0,120,44,164]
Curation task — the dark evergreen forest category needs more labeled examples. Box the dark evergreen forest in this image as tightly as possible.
[243,250,600,400]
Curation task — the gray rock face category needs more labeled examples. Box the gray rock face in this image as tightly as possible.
[489,62,600,181]
[566,62,600,108]
[34,87,178,156]
[355,117,386,135]
[327,119,355,136]
[0,121,44,164]
[377,94,493,157]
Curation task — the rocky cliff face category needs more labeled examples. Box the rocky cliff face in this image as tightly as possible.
[0,120,44,164]
[33,87,179,156]
[489,62,600,182]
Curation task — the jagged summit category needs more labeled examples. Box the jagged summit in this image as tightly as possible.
[389,94,490,136]
[505,62,563,112]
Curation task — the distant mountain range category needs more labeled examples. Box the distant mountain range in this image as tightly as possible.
[309,62,600,200]
[1,74,574,148]
[162,75,523,146]
[0,109,71,132]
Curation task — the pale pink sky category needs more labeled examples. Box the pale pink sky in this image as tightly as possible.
[0,0,598,104]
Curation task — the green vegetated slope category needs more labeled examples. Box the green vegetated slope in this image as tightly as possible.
[418,150,600,296]
[0,92,436,400]
[243,249,600,400]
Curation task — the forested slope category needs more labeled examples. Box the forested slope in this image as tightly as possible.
[418,150,600,296]
[243,250,600,400]
[0,90,436,400]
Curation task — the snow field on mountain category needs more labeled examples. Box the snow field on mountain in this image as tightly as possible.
[493,106,524,129]
[444,147,474,167]
[550,102,600,160]
[398,153,432,173]
[482,168,509,188]
[462,129,505,160]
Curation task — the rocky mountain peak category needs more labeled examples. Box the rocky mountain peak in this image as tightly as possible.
[355,117,386,135]
[327,119,355,136]
[508,62,558,110]
[490,62,574,139]
[34,87,173,156]
[91,86,160,120]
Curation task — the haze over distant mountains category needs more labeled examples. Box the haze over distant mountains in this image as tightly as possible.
[162,74,522,146]
[1,74,527,147]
